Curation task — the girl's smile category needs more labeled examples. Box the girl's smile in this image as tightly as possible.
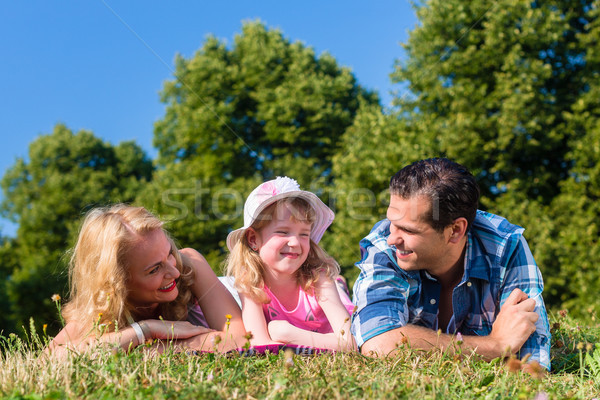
[282,252,299,258]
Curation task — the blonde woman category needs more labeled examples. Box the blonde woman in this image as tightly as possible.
[48,204,245,354]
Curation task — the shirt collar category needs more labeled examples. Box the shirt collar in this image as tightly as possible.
[463,230,491,282]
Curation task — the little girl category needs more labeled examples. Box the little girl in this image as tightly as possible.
[226,177,355,351]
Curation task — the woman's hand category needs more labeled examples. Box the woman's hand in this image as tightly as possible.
[142,319,214,340]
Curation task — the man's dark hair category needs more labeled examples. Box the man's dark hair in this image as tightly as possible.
[389,158,480,232]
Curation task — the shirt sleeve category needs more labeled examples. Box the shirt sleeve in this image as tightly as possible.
[498,235,551,370]
[351,236,412,348]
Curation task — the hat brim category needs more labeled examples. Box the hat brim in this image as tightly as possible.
[226,190,334,251]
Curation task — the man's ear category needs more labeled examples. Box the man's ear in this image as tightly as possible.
[448,217,468,243]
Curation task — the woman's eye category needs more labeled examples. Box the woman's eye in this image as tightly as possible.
[149,265,160,275]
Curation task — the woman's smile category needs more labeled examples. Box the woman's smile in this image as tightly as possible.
[159,280,177,292]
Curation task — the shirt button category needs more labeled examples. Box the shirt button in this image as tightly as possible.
[430,299,436,305]
[467,281,472,287]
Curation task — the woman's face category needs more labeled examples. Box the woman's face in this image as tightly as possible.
[126,229,180,311]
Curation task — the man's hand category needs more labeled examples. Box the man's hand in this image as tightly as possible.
[489,288,538,356]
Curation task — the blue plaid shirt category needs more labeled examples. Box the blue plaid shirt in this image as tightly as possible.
[351,210,551,370]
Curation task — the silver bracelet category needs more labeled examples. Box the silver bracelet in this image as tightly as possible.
[139,321,152,342]
[130,322,145,346]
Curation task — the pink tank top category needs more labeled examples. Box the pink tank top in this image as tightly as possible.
[262,282,355,334]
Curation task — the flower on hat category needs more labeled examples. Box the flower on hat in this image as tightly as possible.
[256,177,299,197]
[274,176,300,193]
[257,181,278,196]
[253,177,300,206]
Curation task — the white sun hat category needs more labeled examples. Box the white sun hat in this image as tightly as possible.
[226,176,334,251]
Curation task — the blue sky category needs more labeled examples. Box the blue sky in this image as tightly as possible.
[0,1,418,236]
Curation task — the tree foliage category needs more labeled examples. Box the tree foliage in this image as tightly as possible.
[533,1,600,314]
[392,0,590,204]
[0,124,153,333]
[0,236,18,333]
[144,21,377,266]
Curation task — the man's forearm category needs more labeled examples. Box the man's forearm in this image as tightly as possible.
[360,325,504,360]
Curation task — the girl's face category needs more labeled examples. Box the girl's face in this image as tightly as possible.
[126,229,180,311]
[249,204,312,284]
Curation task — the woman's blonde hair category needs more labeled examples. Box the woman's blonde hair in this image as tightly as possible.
[62,204,195,336]
[226,197,339,303]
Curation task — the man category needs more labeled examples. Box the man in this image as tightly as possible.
[351,158,550,370]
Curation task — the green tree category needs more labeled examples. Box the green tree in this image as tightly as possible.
[392,0,590,205]
[0,236,18,334]
[145,21,377,267]
[0,124,153,333]
[532,1,600,316]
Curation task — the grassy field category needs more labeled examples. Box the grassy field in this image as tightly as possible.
[1,311,599,399]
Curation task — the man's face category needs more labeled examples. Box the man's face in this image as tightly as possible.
[386,194,452,274]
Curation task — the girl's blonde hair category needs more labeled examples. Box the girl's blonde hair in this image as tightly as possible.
[62,204,195,336]
[226,197,339,303]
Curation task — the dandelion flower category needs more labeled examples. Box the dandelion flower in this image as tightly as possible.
[552,322,560,330]
[284,348,294,368]
[51,294,61,302]
[506,357,522,372]
[225,314,232,320]
[525,361,545,379]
